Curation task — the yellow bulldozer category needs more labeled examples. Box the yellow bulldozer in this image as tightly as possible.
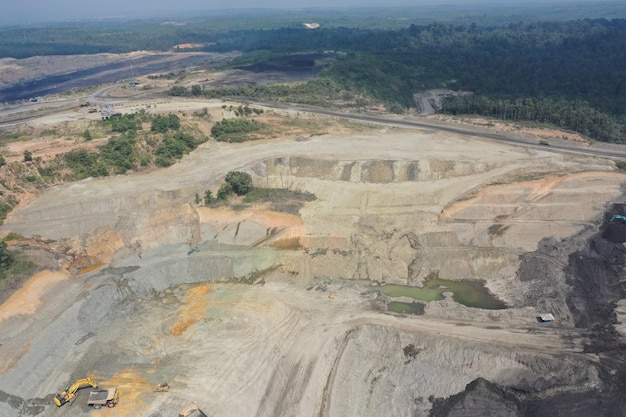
[154,382,170,392]
[53,377,98,407]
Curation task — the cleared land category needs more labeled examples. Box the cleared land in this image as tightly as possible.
[0,64,626,417]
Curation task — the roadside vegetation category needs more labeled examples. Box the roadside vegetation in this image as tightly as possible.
[61,112,206,180]
[211,118,264,142]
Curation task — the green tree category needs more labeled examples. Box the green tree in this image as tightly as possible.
[191,84,202,96]
[169,86,188,96]
[82,129,92,141]
[23,150,32,162]
[110,114,141,133]
[0,240,12,277]
[0,155,5,167]
[100,135,136,174]
[204,190,214,205]
[65,147,108,179]
[151,114,181,133]
[167,114,181,130]
[0,201,12,224]
[211,118,262,142]
[217,182,233,200]
[225,171,253,195]
[195,193,201,205]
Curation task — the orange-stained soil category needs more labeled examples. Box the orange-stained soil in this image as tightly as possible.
[170,284,213,336]
[442,171,625,218]
[0,270,67,322]
[93,369,155,417]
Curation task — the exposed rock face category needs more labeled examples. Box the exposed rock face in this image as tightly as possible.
[429,204,626,417]
[430,378,522,417]
[260,157,501,183]
[2,130,626,417]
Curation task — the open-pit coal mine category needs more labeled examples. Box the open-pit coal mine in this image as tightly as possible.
[1,114,626,417]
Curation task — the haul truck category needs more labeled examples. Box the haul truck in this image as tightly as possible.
[88,387,119,409]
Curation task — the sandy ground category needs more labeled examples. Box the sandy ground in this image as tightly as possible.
[0,91,626,416]
[429,114,591,144]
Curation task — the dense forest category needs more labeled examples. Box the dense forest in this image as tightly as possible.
[203,20,626,111]
[200,19,626,142]
[1,7,626,142]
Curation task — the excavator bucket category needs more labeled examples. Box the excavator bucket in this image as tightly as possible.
[53,394,67,407]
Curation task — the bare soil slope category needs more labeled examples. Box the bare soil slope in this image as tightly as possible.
[1,114,626,417]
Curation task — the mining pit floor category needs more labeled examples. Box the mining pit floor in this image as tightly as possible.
[1,76,626,416]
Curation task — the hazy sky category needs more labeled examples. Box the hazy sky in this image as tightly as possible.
[7,0,399,22]
[1,0,615,23]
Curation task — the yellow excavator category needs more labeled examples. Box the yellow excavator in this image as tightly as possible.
[53,377,98,407]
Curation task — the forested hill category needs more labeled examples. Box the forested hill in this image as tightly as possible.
[203,19,626,142]
[207,19,626,113]
[2,15,626,142]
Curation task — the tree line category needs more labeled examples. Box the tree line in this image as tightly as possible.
[440,96,626,143]
[200,19,626,142]
[4,16,626,142]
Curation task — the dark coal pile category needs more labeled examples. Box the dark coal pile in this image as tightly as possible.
[429,204,626,417]
[0,54,218,102]
[236,53,331,73]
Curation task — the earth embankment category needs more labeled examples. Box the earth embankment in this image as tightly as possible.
[1,124,626,417]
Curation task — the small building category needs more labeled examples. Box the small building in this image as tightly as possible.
[537,313,555,323]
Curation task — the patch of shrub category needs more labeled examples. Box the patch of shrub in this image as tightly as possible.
[211,118,262,142]
[65,148,108,179]
[154,132,197,167]
[225,171,253,196]
[0,240,12,279]
[99,134,137,174]
[151,114,181,133]
[0,201,13,224]
[217,182,233,200]
[109,113,141,133]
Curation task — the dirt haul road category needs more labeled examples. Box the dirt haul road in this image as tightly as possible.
[1,116,626,417]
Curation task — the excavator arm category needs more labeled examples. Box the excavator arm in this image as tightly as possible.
[53,377,98,407]
[611,214,626,223]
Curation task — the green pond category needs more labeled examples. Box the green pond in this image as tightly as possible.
[387,301,426,315]
[372,278,506,313]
